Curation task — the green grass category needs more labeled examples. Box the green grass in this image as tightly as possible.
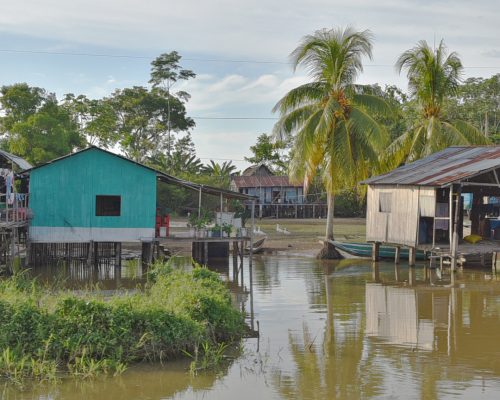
[0,261,246,385]
[257,218,366,242]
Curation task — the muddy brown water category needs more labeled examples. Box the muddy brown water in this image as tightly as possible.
[7,256,500,399]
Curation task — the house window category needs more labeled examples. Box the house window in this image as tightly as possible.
[96,195,121,216]
[379,193,392,213]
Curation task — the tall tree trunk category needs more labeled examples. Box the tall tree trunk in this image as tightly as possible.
[484,111,489,138]
[317,192,342,259]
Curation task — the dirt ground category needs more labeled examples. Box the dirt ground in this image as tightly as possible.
[165,217,366,257]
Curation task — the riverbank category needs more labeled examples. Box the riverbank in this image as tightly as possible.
[0,262,246,384]
[166,217,366,257]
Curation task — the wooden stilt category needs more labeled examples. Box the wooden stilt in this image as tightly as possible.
[394,246,401,264]
[408,247,416,266]
[372,242,380,262]
[114,242,122,267]
[372,261,380,282]
[87,240,94,266]
[204,241,208,265]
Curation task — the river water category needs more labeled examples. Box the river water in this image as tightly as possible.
[7,255,500,399]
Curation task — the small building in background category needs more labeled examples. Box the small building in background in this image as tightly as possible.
[230,163,326,218]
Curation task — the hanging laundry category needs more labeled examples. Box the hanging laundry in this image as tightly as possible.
[6,171,14,205]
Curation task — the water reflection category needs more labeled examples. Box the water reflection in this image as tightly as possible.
[12,257,500,399]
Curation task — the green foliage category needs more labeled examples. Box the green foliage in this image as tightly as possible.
[148,133,202,175]
[447,74,499,139]
[107,86,194,162]
[185,340,230,375]
[0,263,246,384]
[0,83,85,165]
[62,94,118,148]
[385,40,489,168]
[273,27,390,244]
[245,133,288,173]
[188,209,214,229]
[201,160,238,188]
[333,190,366,218]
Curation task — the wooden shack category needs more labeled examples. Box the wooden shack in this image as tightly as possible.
[363,146,500,267]
[24,146,255,266]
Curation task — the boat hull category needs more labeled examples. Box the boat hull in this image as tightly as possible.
[332,241,427,261]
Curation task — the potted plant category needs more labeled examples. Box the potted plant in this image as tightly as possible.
[210,224,222,238]
[188,209,214,238]
[222,223,232,238]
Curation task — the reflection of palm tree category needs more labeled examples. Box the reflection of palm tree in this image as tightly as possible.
[271,274,370,399]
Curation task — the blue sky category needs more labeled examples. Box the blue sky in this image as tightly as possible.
[0,0,498,169]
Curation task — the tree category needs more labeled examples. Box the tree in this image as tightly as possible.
[148,133,202,176]
[0,83,84,164]
[202,160,238,188]
[245,133,288,173]
[149,51,196,159]
[273,27,391,259]
[447,74,500,140]
[108,86,194,162]
[62,94,118,148]
[386,40,489,167]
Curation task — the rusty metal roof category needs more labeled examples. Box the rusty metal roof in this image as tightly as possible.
[232,175,301,188]
[363,146,500,187]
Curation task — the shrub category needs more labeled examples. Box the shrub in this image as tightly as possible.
[0,262,246,383]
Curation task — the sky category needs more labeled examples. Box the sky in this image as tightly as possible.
[0,0,498,170]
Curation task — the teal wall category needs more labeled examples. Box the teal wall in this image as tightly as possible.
[29,148,156,229]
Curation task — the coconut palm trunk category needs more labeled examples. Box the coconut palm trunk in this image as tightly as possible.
[318,192,341,259]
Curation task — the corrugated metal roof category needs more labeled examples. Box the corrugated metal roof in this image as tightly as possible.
[232,175,301,188]
[23,146,255,201]
[363,146,500,187]
[0,149,33,171]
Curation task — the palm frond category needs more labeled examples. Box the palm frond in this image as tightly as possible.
[349,106,390,151]
[352,93,393,116]
[272,82,326,114]
[272,104,317,141]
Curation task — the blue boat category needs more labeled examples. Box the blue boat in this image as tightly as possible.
[332,241,428,261]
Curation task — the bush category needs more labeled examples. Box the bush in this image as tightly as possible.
[0,262,246,383]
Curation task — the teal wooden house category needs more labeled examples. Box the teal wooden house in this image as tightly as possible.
[27,147,157,243]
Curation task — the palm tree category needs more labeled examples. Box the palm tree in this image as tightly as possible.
[202,160,238,188]
[273,27,390,258]
[386,40,489,167]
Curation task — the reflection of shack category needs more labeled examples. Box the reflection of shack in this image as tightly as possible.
[366,283,435,350]
[366,277,500,377]
[363,146,500,267]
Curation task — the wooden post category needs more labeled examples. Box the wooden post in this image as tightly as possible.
[493,252,500,274]
[394,263,401,282]
[87,240,94,266]
[371,261,380,282]
[142,241,153,266]
[409,265,416,286]
[203,241,208,265]
[451,184,462,271]
[394,246,401,264]
[250,200,255,267]
[372,242,380,262]
[408,246,416,266]
[114,242,122,267]
[198,186,202,218]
